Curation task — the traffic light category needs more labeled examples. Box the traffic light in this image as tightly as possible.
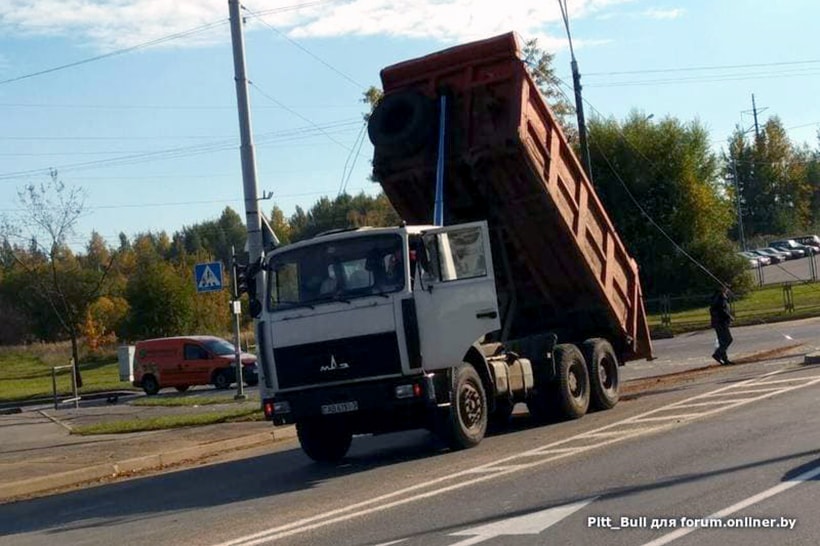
[232,260,249,299]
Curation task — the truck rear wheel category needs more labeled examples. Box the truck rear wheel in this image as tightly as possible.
[296,418,353,463]
[528,344,589,422]
[554,344,590,419]
[582,338,620,410]
[440,363,488,450]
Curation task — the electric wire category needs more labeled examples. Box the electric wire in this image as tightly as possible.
[0,20,228,87]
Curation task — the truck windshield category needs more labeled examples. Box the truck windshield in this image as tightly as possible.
[267,234,405,311]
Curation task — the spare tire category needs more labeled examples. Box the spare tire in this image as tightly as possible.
[368,90,435,157]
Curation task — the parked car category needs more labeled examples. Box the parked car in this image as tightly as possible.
[751,248,785,264]
[739,251,764,268]
[740,251,769,266]
[769,239,808,259]
[792,235,820,252]
[133,335,258,395]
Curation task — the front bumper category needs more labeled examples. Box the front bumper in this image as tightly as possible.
[264,375,437,434]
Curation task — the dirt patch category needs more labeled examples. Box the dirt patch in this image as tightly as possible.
[621,343,805,399]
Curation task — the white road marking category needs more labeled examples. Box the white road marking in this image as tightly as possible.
[641,464,820,546]
[214,367,820,546]
[448,497,597,546]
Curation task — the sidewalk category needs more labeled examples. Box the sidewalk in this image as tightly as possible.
[0,404,295,503]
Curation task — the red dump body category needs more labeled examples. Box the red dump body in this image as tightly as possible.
[371,32,652,361]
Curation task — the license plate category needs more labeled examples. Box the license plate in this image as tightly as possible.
[321,401,358,415]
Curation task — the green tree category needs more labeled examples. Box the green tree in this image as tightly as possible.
[122,238,194,339]
[589,113,750,295]
[727,117,811,236]
[177,207,247,265]
[287,192,400,242]
[522,38,576,138]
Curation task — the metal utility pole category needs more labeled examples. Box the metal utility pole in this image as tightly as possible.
[731,159,746,251]
[558,0,593,181]
[231,246,246,401]
[744,93,767,142]
[228,0,263,270]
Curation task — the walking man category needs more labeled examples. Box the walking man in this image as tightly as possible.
[710,286,734,365]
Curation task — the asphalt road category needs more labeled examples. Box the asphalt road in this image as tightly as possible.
[2,356,818,546]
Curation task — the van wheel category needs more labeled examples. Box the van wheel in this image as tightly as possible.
[175,386,189,393]
[582,338,620,410]
[439,363,487,450]
[142,374,160,396]
[213,370,232,390]
[297,418,353,463]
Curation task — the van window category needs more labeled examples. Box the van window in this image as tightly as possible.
[184,344,209,360]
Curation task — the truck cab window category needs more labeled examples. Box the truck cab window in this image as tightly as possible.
[423,226,487,283]
[266,233,407,310]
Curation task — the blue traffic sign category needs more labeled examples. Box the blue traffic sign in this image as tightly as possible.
[194,262,224,293]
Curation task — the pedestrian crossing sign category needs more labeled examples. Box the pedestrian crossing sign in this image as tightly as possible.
[194,262,224,293]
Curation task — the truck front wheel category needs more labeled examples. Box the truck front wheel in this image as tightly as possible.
[440,363,488,450]
[296,418,353,463]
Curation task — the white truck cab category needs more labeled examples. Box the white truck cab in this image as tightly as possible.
[256,222,509,461]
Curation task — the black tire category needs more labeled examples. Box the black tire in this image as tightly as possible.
[367,91,435,157]
[245,378,259,387]
[582,338,620,411]
[141,374,160,396]
[213,369,232,390]
[174,385,189,393]
[440,363,488,450]
[554,344,590,419]
[296,418,353,463]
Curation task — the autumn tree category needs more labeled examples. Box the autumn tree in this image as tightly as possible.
[0,172,115,385]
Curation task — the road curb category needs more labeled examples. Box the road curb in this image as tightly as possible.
[0,425,296,503]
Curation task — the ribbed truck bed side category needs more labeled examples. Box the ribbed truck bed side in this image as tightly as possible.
[371,32,652,361]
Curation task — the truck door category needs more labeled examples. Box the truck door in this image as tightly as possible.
[413,221,500,371]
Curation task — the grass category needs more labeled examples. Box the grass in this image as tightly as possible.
[0,342,135,404]
[131,395,258,407]
[71,408,264,435]
[647,282,820,335]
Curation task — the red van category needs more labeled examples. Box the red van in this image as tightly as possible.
[133,336,258,395]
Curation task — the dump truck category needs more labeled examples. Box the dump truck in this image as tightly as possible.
[254,32,652,462]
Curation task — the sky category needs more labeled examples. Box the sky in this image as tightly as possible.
[1,0,819,251]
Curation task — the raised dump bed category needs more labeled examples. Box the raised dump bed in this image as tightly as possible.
[368,32,652,361]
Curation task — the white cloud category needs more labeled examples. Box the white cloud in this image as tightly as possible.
[0,0,631,51]
[642,7,685,20]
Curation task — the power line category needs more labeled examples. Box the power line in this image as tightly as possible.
[0,186,371,213]
[0,119,363,181]
[241,2,363,90]
[585,69,820,88]
[248,81,367,157]
[584,58,820,77]
[0,20,228,87]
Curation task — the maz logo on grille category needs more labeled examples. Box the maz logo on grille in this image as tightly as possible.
[320,354,350,372]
